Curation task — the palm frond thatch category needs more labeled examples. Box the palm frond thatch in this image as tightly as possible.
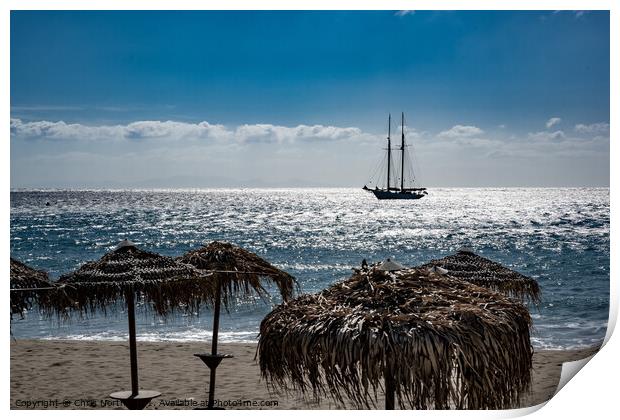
[258,268,532,410]
[40,244,215,317]
[419,250,541,303]
[177,241,296,304]
[10,258,53,317]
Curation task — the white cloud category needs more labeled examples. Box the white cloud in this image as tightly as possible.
[432,124,608,160]
[528,130,567,142]
[395,10,415,17]
[545,117,561,128]
[10,118,370,145]
[437,125,484,138]
[551,11,588,19]
[10,118,125,141]
[574,122,610,134]
[234,123,364,144]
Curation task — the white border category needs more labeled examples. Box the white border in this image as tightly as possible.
[3,2,616,420]
[1,0,618,11]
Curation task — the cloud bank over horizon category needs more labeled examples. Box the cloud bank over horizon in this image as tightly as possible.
[10,117,610,188]
[10,118,370,144]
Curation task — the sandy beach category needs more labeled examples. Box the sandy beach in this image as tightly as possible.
[10,339,599,410]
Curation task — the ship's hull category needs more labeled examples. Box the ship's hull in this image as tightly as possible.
[369,189,427,200]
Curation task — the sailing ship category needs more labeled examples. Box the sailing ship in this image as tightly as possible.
[363,113,428,200]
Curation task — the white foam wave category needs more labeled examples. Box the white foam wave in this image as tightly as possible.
[43,328,260,343]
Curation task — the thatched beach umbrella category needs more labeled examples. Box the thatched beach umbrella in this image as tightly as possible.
[10,258,54,318]
[419,249,541,303]
[177,241,296,409]
[41,240,214,410]
[258,268,532,410]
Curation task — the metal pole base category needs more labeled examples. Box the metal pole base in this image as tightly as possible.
[194,353,234,369]
[110,390,161,410]
[194,353,233,409]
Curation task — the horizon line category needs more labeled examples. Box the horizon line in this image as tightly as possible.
[10,185,611,191]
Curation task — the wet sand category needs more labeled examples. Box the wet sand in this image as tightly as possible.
[10,340,600,410]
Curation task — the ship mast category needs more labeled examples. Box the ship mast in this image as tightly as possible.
[386,114,391,191]
[400,112,405,192]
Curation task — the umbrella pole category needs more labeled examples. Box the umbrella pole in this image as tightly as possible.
[111,288,161,410]
[127,288,139,397]
[385,365,395,410]
[211,277,221,355]
[207,277,222,409]
[194,276,233,409]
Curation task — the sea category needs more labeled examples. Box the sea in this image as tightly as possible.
[10,188,609,350]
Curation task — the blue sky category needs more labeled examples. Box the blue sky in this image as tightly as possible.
[10,10,610,188]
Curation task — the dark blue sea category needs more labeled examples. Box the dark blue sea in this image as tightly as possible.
[10,188,609,349]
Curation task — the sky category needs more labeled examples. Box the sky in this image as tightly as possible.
[10,10,610,188]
